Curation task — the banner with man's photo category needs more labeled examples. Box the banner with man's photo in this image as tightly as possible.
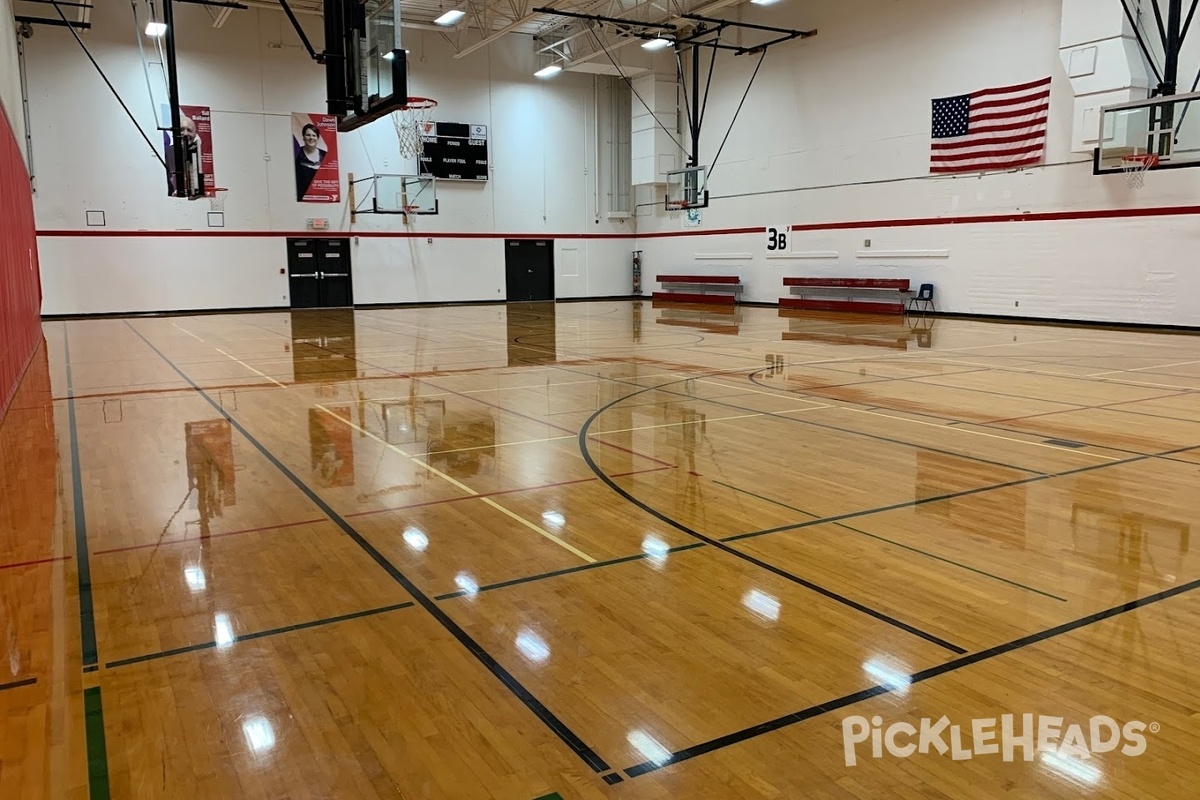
[292,113,340,202]
[162,104,215,197]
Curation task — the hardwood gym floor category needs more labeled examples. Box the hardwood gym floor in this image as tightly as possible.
[2,300,1199,799]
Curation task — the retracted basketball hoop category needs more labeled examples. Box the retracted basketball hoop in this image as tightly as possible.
[1121,153,1158,189]
[392,97,438,159]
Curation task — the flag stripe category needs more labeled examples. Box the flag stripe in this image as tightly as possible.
[970,76,1052,99]
[969,89,1051,115]
[931,142,1045,163]
[931,76,1049,174]
[932,126,1048,152]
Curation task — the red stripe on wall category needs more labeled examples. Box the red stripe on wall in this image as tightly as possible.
[36,229,634,240]
[0,104,42,420]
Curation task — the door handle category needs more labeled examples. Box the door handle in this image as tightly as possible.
[292,272,319,278]
[324,272,348,278]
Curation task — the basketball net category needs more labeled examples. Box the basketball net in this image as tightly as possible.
[1121,153,1158,189]
[392,97,438,160]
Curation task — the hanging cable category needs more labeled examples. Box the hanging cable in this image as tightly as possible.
[1120,0,1166,84]
[674,49,694,150]
[705,48,767,180]
[587,26,689,157]
[696,33,720,135]
[50,0,167,168]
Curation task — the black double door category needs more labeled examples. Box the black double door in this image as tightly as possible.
[287,238,353,308]
[504,239,554,302]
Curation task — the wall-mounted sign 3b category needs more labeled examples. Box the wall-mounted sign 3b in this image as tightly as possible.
[766,225,790,253]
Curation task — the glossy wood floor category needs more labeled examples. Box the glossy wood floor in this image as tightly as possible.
[3,300,1200,799]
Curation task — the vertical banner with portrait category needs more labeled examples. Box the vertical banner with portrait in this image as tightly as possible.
[162,104,215,196]
[292,113,340,202]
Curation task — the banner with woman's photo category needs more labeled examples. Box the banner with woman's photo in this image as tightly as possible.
[292,113,340,202]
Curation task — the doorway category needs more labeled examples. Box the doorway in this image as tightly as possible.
[287,238,353,308]
[504,239,554,302]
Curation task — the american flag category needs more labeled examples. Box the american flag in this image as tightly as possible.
[930,76,1050,173]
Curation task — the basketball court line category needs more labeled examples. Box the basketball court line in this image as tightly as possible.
[711,480,1068,601]
[314,404,596,563]
[104,601,417,670]
[0,677,37,693]
[0,555,72,571]
[928,355,1200,392]
[63,327,100,670]
[169,322,204,342]
[124,321,614,775]
[214,348,287,388]
[574,369,969,655]
[567,364,1047,476]
[836,407,1121,461]
[1088,358,1200,377]
[620,573,1200,779]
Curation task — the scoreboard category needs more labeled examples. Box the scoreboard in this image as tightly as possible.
[419,122,489,181]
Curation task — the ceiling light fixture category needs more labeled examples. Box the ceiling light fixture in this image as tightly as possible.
[434,9,466,25]
[642,38,673,50]
[145,21,167,37]
[534,64,563,78]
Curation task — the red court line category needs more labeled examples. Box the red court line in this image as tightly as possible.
[345,466,673,519]
[0,555,72,571]
[92,517,326,556]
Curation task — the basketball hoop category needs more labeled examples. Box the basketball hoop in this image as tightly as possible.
[402,205,419,215]
[1121,153,1158,189]
[392,97,438,159]
[208,188,229,212]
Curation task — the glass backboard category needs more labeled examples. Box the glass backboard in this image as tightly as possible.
[665,165,709,210]
[373,175,438,214]
[1095,90,1200,173]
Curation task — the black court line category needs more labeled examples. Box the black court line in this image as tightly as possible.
[712,481,1067,602]
[556,363,1047,477]
[105,601,416,669]
[623,573,1200,777]
[722,445,1194,544]
[0,677,37,692]
[434,544,707,601]
[64,327,100,669]
[124,322,613,775]
[576,375,968,656]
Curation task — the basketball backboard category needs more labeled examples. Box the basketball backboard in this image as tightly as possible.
[325,0,409,132]
[665,165,709,210]
[1094,90,1200,174]
[372,175,438,214]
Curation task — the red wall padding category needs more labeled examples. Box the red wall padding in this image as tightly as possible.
[0,102,41,420]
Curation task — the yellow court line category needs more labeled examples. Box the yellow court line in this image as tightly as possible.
[837,407,1120,461]
[215,348,287,387]
[417,434,578,458]
[170,322,204,342]
[314,404,596,563]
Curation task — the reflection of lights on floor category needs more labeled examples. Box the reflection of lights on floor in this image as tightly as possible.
[184,565,206,593]
[403,527,428,551]
[214,613,235,650]
[862,657,911,696]
[454,573,479,596]
[742,589,780,621]
[242,715,276,755]
[541,511,565,530]
[627,730,672,766]
[515,627,550,663]
[642,535,669,568]
[1040,751,1104,787]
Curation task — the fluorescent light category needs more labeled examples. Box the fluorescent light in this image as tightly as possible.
[642,38,673,50]
[750,0,783,4]
[382,49,409,60]
[434,9,465,25]
[145,21,167,37]
[534,64,563,78]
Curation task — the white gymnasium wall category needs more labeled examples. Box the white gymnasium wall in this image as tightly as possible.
[637,0,1200,326]
[0,0,26,159]
[26,3,634,314]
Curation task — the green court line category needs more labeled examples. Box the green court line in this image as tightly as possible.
[713,480,1067,601]
[84,687,110,800]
